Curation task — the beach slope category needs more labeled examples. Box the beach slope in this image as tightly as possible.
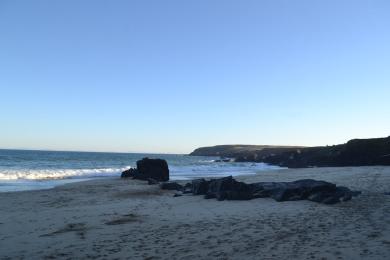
[1,166,390,259]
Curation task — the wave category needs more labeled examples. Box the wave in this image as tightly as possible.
[0,167,130,180]
[169,162,281,180]
[0,162,281,181]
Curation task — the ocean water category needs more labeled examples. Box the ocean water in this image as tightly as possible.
[0,149,282,192]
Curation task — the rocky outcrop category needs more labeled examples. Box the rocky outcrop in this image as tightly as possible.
[261,137,390,168]
[204,176,253,200]
[121,158,169,182]
[190,176,253,200]
[191,136,390,168]
[191,179,210,195]
[136,158,169,181]
[250,179,360,204]
[171,176,360,204]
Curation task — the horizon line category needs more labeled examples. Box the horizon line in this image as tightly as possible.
[0,147,187,155]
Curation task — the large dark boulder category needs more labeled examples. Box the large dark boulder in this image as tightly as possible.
[135,158,169,182]
[121,158,169,181]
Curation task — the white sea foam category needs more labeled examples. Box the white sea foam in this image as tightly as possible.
[0,167,130,180]
[0,150,284,192]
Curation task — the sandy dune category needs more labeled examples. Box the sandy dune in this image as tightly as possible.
[1,166,389,259]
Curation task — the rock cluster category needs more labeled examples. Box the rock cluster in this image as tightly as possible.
[160,176,361,205]
[250,179,361,204]
[121,159,360,205]
[121,158,169,182]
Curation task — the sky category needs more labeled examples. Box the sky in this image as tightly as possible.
[0,0,389,154]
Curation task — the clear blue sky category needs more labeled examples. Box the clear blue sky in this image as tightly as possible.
[0,0,389,153]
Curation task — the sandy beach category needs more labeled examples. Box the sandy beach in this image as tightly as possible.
[1,166,389,259]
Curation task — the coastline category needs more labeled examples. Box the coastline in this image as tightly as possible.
[1,166,390,259]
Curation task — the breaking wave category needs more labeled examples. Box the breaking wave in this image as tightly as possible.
[0,167,130,180]
[0,162,280,181]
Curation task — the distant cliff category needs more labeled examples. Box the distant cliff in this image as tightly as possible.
[189,145,304,158]
[190,136,390,168]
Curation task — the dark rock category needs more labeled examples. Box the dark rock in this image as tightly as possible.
[263,179,336,202]
[169,175,359,205]
[307,191,339,204]
[191,179,209,195]
[204,193,216,199]
[135,157,169,182]
[121,168,138,178]
[321,196,341,205]
[307,185,359,204]
[384,192,390,196]
[250,180,335,202]
[307,192,328,203]
[250,182,279,198]
[182,183,193,194]
[173,193,183,197]
[250,179,359,204]
[160,182,183,191]
[207,176,252,201]
[147,178,159,185]
[333,186,353,202]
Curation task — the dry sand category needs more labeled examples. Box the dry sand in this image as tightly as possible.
[0,166,390,259]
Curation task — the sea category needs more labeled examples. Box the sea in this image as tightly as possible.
[0,149,282,192]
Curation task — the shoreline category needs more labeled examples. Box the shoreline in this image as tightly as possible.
[0,161,276,193]
[1,165,386,194]
[1,166,389,259]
